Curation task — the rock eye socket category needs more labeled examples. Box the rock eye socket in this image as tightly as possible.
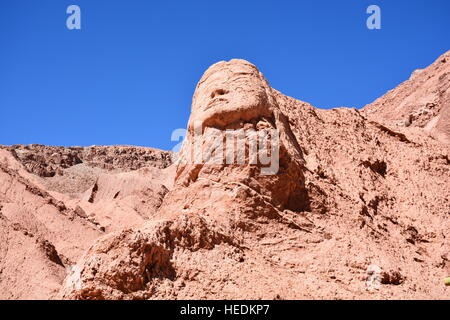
[211,89,228,99]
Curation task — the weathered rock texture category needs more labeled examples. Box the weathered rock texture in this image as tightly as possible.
[363,51,450,144]
[0,146,173,299]
[1,52,450,300]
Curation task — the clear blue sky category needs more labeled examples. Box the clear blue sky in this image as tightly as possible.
[1,0,449,150]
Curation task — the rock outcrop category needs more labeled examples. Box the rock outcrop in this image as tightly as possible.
[1,145,172,178]
[363,51,450,144]
[0,145,173,299]
[1,52,449,299]
[54,57,449,300]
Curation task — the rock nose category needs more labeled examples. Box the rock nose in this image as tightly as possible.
[189,59,275,130]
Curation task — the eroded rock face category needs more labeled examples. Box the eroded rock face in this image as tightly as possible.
[61,215,240,299]
[363,51,450,144]
[59,56,449,300]
[2,53,450,300]
[59,60,313,299]
[170,59,308,217]
[1,145,173,178]
[0,145,174,299]
[188,59,275,130]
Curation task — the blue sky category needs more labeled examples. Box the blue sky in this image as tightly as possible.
[0,0,449,150]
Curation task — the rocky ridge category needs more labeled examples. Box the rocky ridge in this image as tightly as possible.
[1,52,449,300]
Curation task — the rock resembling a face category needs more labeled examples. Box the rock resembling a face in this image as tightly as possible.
[189,59,274,130]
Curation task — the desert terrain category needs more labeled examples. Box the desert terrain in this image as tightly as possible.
[0,51,449,299]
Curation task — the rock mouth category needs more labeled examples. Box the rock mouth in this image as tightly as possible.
[205,97,229,111]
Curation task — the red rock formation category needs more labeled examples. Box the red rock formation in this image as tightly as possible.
[363,51,450,144]
[1,53,449,300]
[0,146,173,299]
